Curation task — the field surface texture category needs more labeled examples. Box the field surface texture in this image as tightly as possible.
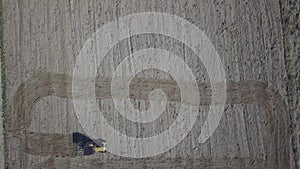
[1,0,299,169]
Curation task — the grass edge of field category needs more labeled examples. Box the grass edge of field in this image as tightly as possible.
[0,0,9,168]
[279,0,300,168]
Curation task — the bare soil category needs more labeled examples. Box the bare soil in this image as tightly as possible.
[2,0,293,168]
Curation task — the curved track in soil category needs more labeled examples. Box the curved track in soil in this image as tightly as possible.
[11,73,290,169]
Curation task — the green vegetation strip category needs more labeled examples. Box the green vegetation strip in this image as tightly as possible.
[0,0,9,168]
[279,0,300,168]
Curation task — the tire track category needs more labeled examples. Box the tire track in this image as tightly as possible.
[10,73,290,168]
[43,157,266,169]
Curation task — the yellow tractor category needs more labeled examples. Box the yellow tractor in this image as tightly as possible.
[94,146,106,153]
[87,142,107,153]
[73,132,107,156]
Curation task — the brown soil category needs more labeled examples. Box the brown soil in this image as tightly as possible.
[11,73,290,169]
